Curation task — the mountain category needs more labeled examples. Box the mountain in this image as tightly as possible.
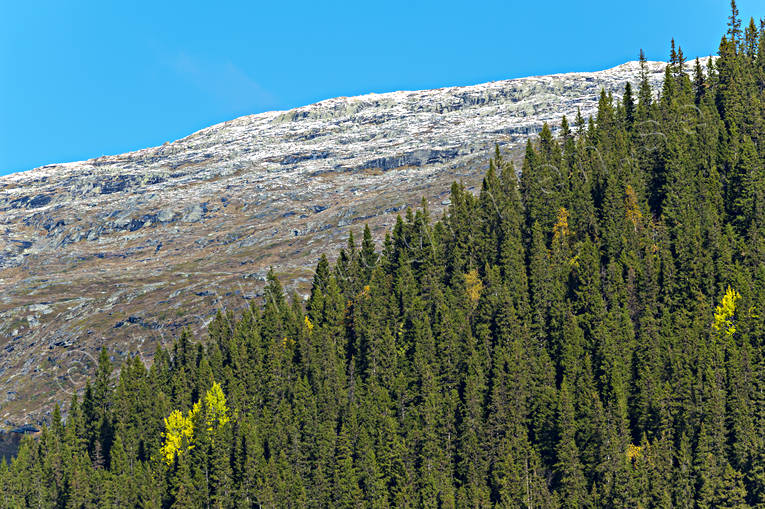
[0,59,691,427]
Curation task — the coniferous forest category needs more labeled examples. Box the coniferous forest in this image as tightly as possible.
[5,7,765,508]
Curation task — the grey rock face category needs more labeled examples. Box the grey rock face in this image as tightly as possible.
[157,209,175,223]
[181,204,204,223]
[0,58,708,427]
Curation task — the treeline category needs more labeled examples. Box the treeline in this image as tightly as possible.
[4,5,765,508]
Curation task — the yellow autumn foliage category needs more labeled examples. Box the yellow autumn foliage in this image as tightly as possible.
[713,286,740,337]
[626,444,642,462]
[160,409,195,465]
[160,381,230,465]
[203,381,230,433]
[552,207,571,243]
[304,315,314,333]
[464,269,483,305]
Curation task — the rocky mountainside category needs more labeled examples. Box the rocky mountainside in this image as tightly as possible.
[0,59,699,426]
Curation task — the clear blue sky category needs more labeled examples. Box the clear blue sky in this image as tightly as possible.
[1,0,759,175]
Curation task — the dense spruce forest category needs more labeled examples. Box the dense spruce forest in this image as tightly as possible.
[5,7,765,508]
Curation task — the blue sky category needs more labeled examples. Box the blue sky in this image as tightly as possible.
[1,0,759,174]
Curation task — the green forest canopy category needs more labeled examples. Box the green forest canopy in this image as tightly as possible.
[3,5,765,508]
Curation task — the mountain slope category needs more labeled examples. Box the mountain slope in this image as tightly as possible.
[0,59,691,426]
